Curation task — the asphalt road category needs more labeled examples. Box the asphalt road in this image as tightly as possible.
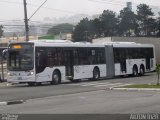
[0,72,159,114]
[0,72,157,102]
[0,90,160,113]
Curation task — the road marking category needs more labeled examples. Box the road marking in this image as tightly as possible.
[109,83,134,89]
[81,82,110,87]
[0,100,25,106]
[67,81,134,89]
[68,82,103,86]
[0,102,7,106]
[94,83,122,87]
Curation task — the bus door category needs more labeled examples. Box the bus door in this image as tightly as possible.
[146,57,151,70]
[105,45,115,77]
[64,50,74,77]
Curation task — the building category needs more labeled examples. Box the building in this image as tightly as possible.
[127,2,132,11]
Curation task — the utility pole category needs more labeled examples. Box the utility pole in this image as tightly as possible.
[85,30,88,42]
[23,0,29,41]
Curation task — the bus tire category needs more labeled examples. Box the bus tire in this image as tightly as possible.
[132,66,138,77]
[93,67,100,80]
[28,82,34,86]
[139,65,145,76]
[51,70,61,85]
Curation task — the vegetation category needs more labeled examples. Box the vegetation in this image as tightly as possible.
[48,23,74,35]
[157,12,160,37]
[72,4,160,42]
[156,64,160,85]
[137,4,156,37]
[120,64,160,88]
[122,84,160,88]
[38,35,55,40]
[72,18,92,42]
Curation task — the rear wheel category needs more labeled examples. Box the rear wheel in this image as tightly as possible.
[93,68,100,80]
[140,66,145,76]
[51,71,61,85]
[133,66,138,77]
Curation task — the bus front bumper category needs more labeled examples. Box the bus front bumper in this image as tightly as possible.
[7,76,35,83]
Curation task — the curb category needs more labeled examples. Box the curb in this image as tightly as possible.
[0,100,25,106]
[109,83,134,90]
[111,87,160,91]
[0,83,12,87]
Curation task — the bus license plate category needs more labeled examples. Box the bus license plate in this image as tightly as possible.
[18,77,22,80]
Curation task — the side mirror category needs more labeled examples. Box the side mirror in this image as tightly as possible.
[2,49,8,60]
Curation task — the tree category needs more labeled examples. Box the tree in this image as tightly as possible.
[48,23,74,35]
[118,7,138,36]
[156,64,160,85]
[137,4,154,36]
[146,18,157,36]
[99,10,118,36]
[72,18,93,42]
[0,25,3,38]
[72,4,159,40]
[156,12,160,37]
[90,18,103,38]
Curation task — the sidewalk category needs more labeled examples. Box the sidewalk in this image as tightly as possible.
[0,81,12,87]
[111,87,160,91]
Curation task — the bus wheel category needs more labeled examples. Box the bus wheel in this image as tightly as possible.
[140,66,145,76]
[51,71,61,85]
[93,68,100,80]
[132,66,138,77]
[28,82,34,86]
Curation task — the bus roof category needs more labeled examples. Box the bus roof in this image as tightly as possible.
[9,40,154,48]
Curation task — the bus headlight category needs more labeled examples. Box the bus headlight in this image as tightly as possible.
[7,72,15,76]
[27,71,34,76]
[7,72,11,76]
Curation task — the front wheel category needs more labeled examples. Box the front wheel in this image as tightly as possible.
[51,71,61,85]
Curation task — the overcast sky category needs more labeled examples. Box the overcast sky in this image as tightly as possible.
[0,0,160,22]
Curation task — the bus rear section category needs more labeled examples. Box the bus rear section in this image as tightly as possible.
[106,43,156,77]
[7,43,35,84]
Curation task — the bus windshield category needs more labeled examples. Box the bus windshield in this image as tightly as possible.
[8,44,34,71]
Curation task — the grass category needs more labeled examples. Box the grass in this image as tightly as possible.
[122,84,160,88]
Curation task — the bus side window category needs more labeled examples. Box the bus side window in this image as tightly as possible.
[74,50,78,65]
[36,50,46,67]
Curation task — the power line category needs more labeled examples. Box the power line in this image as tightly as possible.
[88,0,127,7]
[3,25,25,26]
[0,0,23,5]
[0,0,83,14]
[1,0,160,14]
[89,0,160,8]
[28,0,48,20]
[23,0,48,41]
[0,19,46,24]
[27,2,83,14]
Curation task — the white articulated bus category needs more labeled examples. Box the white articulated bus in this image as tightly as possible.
[5,40,156,86]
